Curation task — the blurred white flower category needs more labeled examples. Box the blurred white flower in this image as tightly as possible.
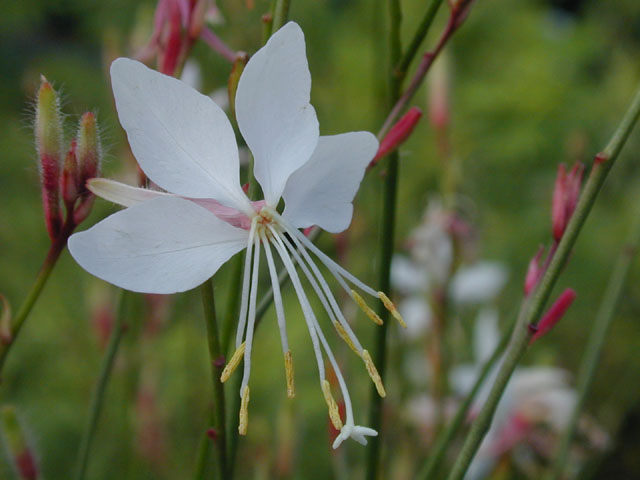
[450,261,508,305]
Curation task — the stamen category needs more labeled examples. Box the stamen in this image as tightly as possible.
[240,236,261,397]
[284,350,295,399]
[262,232,290,355]
[238,385,250,435]
[280,232,364,355]
[274,214,378,297]
[378,292,407,328]
[334,321,361,357]
[220,342,246,382]
[322,380,343,430]
[351,290,383,325]
[235,217,258,348]
[362,349,386,398]
[267,227,326,382]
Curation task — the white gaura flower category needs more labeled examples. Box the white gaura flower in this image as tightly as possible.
[69,22,404,448]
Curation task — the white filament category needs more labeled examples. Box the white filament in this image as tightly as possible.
[235,217,258,348]
[261,230,289,353]
[240,234,261,396]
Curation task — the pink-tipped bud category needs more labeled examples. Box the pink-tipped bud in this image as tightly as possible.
[159,1,183,76]
[228,52,249,121]
[523,245,545,296]
[552,162,584,242]
[1,407,38,480]
[35,76,63,240]
[529,288,576,344]
[73,113,101,225]
[371,107,423,167]
[76,113,101,190]
[61,140,78,207]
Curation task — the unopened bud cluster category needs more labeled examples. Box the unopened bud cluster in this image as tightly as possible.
[35,77,101,241]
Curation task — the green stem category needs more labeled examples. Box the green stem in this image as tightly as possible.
[395,0,445,83]
[546,203,640,480]
[74,290,129,480]
[446,81,640,480]
[0,218,75,377]
[418,304,520,479]
[365,2,402,479]
[272,0,291,33]
[200,278,227,480]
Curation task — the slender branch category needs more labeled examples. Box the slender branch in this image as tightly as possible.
[418,305,520,479]
[546,204,640,480]
[0,218,76,376]
[365,1,402,478]
[272,0,291,32]
[200,278,227,480]
[395,0,445,83]
[446,81,640,480]
[74,290,129,480]
[379,0,474,140]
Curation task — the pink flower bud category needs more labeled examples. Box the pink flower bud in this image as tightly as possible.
[552,162,583,242]
[76,113,102,192]
[61,140,79,207]
[529,288,576,344]
[35,76,63,240]
[371,107,423,167]
[523,245,545,296]
[1,407,38,480]
[159,1,183,76]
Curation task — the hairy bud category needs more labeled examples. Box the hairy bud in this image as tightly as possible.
[35,76,63,240]
[529,288,577,344]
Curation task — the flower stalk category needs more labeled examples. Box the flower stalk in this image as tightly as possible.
[74,290,129,480]
[546,202,640,480]
[200,278,227,479]
[446,80,640,480]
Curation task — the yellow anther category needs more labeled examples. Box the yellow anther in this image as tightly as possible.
[238,386,250,435]
[284,350,295,399]
[333,322,361,357]
[220,342,246,383]
[322,380,343,430]
[378,291,407,328]
[351,290,383,325]
[362,349,386,398]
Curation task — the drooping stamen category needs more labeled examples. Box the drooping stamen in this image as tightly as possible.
[240,235,261,401]
[220,341,246,382]
[377,292,406,328]
[362,349,386,398]
[235,217,258,348]
[274,213,378,297]
[280,231,364,356]
[267,227,326,385]
[322,380,343,430]
[239,385,250,435]
[351,290,383,325]
[284,350,295,399]
[261,231,291,354]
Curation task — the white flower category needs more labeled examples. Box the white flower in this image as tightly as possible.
[68,22,403,448]
[450,261,508,305]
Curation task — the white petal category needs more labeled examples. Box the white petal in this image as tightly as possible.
[88,178,170,207]
[110,58,251,213]
[450,261,508,305]
[235,22,319,206]
[68,196,248,294]
[281,132,377,233]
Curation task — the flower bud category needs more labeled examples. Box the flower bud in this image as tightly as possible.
[76,113,101,190]
[429,56,450,131]
[159,1,183,76]
[529,288,576,344]
[228,52,248,121]
[35,76,63,240]
[523,245,545,296]
[371,107,423,167]
[61,140,78,207]
[1,406,38,480]
[552,162,583,242]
